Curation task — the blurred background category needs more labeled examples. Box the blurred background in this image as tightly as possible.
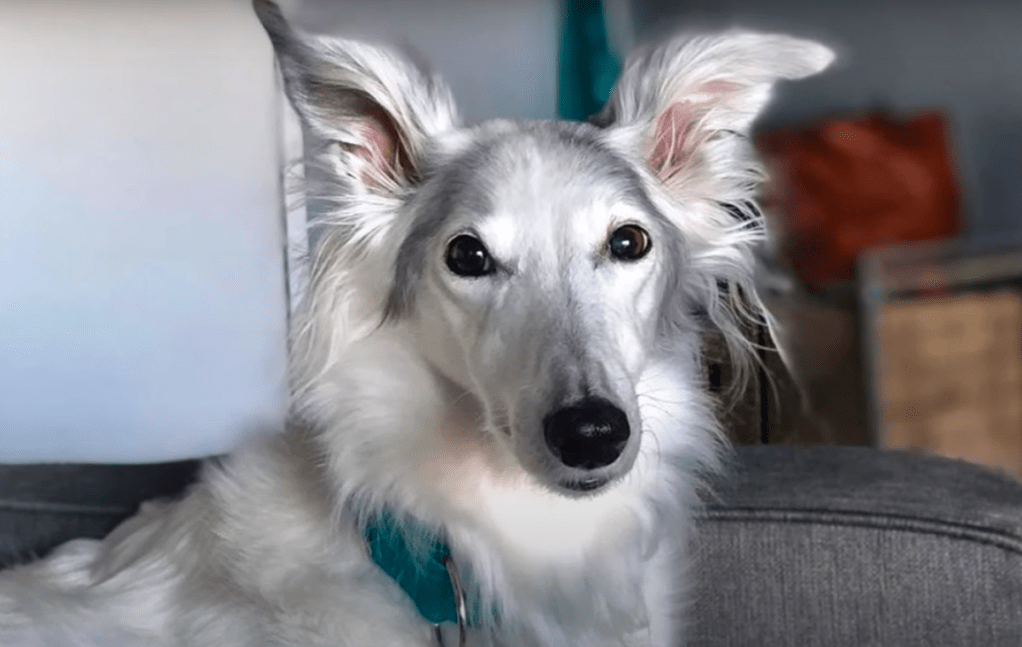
[2,0,1021,478]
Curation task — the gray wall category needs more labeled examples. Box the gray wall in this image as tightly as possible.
[295,0,561,123]
[635,0,1022,239]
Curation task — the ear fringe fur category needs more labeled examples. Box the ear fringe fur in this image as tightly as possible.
[285,149,410,412]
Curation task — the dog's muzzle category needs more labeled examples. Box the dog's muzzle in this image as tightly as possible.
[542,397,630,476]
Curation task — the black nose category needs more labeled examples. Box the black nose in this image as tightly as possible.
[543,397,630,470]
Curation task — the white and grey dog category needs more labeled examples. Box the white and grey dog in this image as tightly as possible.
[0,2,832,645]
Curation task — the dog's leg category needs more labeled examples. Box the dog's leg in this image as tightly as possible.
[640,543,684,647]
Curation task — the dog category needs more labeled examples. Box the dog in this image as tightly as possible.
[0,2,832,645]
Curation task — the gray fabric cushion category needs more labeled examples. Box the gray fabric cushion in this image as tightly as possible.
[0,460,201,568]
[690,446,1022,646]
[2,447,1020,645]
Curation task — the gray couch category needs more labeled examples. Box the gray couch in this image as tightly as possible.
[2,446,1020,645]
[690,446,1022,645]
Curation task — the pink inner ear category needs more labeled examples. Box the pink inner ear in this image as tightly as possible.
[647,82,741,184]
[357,106,409,187]
[648,101,699,180]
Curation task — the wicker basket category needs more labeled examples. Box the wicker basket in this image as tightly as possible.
[862,241,1022,478]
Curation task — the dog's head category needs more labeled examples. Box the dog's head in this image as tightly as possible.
[255,1,832,501]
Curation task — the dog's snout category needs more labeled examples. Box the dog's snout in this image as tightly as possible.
[543,398,630,470]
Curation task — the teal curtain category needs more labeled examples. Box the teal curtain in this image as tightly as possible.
[557,0,621,121]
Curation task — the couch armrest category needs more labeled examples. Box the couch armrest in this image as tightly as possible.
[690,446,1022,646]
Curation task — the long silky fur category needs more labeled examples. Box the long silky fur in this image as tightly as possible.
[0,4,832,645]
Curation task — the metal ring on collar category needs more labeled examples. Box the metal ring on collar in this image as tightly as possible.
[433,555,467,647]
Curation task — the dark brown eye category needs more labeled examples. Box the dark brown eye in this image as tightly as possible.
[445,235,495,277]
[608,225,651,261]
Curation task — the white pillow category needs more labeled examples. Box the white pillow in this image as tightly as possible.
[0,2,289,462]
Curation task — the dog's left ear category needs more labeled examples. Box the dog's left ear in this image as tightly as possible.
[595,32,833,380]
[594,31,833,202]
[254,0,458,194]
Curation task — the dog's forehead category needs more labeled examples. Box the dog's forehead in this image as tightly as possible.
[424,121,655,232]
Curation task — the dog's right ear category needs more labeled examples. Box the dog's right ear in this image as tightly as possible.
[253,0,459,194]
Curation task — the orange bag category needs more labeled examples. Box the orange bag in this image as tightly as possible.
[757,112,961,290]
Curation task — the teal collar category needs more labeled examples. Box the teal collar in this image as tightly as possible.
[362,510,486,627]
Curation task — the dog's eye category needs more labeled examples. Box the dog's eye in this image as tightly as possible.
[608,225,651,261]
[445,235,496,277]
